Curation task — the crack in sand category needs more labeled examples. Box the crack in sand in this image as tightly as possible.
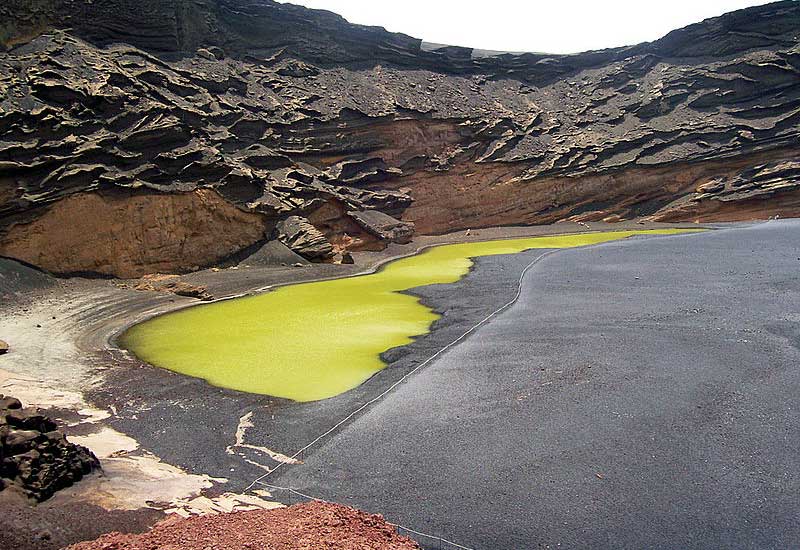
[227,411,301,467]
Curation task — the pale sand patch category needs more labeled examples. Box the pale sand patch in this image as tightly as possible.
[165,492,283,517]
[61,420,278,516]
[69,427,140,458]
[0,372,110,425]
[0,292,92,388]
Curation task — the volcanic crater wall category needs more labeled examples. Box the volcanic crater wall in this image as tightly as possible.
[0,0,799,276]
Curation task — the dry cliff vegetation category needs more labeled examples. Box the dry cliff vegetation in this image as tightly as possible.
[0,0,798,277]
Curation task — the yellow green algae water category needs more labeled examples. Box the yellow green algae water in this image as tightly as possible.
[120,230,698,402]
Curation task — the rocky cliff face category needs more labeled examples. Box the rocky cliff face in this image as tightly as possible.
[0,0,798,276]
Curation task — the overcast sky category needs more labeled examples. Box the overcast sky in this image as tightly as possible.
[276,0,774,54]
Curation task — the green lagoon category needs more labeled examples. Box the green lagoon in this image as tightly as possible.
[120,229,697,402]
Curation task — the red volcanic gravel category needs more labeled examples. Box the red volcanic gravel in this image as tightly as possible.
[65,501,420,550]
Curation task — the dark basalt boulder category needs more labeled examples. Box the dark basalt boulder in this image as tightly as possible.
[0,395,100,502]
[0,396,21,410]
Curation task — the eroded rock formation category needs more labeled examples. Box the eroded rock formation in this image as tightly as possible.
[0,188,271,277]
[0,0,798,276]
[276,216,335,261]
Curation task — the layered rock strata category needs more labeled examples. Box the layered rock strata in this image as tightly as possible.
[0,0,798,276]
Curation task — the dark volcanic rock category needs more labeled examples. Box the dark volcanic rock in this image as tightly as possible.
[276,216,335,261]
[0,396,21,410]
[0,395,100,502]
[348,210,415,244]
[0,0,798,275]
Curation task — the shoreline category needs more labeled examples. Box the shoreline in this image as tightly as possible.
[0,220,717,549]
[118,228,705,403]
[268,219,799,550]
[106,221,710,356]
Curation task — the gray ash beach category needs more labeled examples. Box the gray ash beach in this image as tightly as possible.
[275,219,800,549]
[5,219,799,550]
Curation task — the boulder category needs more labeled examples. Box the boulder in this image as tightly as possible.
[275,216,335,261]
[0,340,7,355]
[0,395,100,501]
[5,409,58,433]
[347,211,415,244]
[0,395,21,410]
[198,46,225,60]
[4,430,40,454]
[135,275,213,301]
[276,60,320,78]
[171,282,214,301]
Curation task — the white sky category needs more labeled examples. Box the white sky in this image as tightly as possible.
[277,0,774,54]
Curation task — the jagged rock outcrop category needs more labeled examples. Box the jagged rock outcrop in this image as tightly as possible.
[648,154,800,221]
[348,210,414,244]
[134,274,214,301]
[0,395,100,502]
[0,0,798,276]
[275,216,335,261]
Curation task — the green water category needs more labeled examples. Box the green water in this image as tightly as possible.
[120,229,697,402]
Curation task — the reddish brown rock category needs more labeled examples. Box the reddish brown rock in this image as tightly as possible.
[65,501,419,550]
[0,189,271,278]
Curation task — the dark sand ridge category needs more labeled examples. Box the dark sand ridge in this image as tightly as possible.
[0,220,708,549]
